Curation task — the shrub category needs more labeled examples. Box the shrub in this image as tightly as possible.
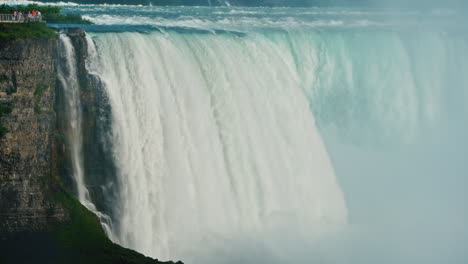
[0,74,9,82]
[34,104,42,114]
[0,22,57,40]
[35,83,49,97]
[0,124,7,138]
[46,13,92,24]
[0,102,13,117]
[0,102,12,139]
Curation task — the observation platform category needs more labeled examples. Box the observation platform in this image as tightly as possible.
[0,14,43,23]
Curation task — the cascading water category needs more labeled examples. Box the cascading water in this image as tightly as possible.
[57,34,88,205]
[85,29,468,263]
[56,3,468,264]
[86,32,347,261]
[58,33,115,239]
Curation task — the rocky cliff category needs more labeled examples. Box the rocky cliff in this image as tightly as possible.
[0,29,180,264]
[0,37,68,234]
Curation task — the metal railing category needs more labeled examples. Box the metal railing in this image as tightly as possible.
[0,14,43,23]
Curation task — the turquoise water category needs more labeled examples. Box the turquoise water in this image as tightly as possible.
[64,4,466,32]
[28,2,468,263]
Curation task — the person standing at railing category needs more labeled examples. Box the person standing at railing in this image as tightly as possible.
[13,10,17,21]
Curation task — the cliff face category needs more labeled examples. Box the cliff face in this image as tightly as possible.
[0,38,68,234]
[0,31,180,264]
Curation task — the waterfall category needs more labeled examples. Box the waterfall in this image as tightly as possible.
[58,34,88,204]
[53,2,468,262]
[87,32,348,262]
[58,34,115,240]
[84,27,468,263]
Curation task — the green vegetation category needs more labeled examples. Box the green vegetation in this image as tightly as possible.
[53,190,169,264]
[54,132,66,144]
[34,84,48,114]
[34,104,42,114]
[0,123,174,263]
[0,190,171,263]
[0,22,57,40]
[0,125,7,138]
[35,83,49,97]
[0,102,13,115]
[49,12,92,24]
[54,190,112,260]
[0,4,92,24]
[0,101,12,138]
[0,112,175,263]
[0,74,8,82]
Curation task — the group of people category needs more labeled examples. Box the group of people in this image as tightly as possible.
[12,10,42,22]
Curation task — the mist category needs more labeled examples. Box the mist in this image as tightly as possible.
[311,13,468,263]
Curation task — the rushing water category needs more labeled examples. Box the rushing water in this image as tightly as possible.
[58,34,87,206]
[58,33,116,239]
[42,2,468,263]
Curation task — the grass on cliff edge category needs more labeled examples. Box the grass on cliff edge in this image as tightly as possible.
[0,22,57,40]
[0,188,178,264]
[54,190,169,264]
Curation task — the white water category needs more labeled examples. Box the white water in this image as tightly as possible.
[87,32,348,262]
[58,34,115,239]
[58,34,88,204]
[47,2,468,262]
[79,20,468,262]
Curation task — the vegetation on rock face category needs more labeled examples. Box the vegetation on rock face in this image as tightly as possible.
[1,115,179,263]
[0,101,13,138]
[0,102,13,115]
[35,83,49,97]
[0,74,8,82]
[53,190,180,264]
[0,4,92,24]
[34,83,49,114]
[0,188,179,264]
[34,104,43,114]
[0,22,57,40]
